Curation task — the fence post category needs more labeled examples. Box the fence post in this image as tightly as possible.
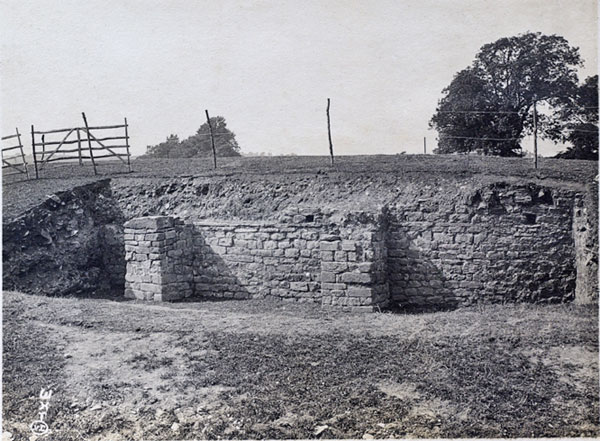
[41,135,46,162]
[16,127,29,179]
[81,112,98,175]
[327,98,334,165]
[31,125,39,179]
[76,128,83,166]
[205,109,217,169]
[533,100,538,169]
[124,117,132,172]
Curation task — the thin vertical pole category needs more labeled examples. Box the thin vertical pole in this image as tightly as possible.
[31,125,39,179]
[82,112,98,175]
[533,100,538,169]
[76,128,83,165]
[423,137,426,154]
[205,109,217,169]
[16,127,29,179]
[326,98,334,165]
[41,135,46,162]
[124,117,132,172]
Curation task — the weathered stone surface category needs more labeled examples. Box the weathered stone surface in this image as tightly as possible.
[124,217,193,302]
[124,216,174,230]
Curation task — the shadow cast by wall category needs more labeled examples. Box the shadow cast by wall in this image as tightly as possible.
[188,226,253,301]
[386,220,460,312]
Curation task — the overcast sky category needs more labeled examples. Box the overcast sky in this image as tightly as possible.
[1,0,597,157]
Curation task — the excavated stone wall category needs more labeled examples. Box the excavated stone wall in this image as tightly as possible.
[191,220,323,301]
[386,183,580,308]
[3,176,597,309]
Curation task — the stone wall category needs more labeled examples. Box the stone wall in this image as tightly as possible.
[573,196,599,304]
[124,216,194,301]
[320,220,389,312]
[387,183,579,309]
[121,180,593,310]
[191,221,322,301]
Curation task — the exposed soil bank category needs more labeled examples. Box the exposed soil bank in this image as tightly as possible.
[2,180,124,296]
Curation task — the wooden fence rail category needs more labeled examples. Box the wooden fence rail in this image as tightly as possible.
[31,114,132,178]
[2,128,30,180]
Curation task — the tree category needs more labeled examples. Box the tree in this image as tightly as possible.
[554,75,598,160]
[145,134,180,157]
[180,116,240,157]
[430,32,583,156]
[144,116,241,158]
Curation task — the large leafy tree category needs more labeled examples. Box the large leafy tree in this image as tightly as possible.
[430,32,583,156]
[554,75,598,160]
[145,116,241,158]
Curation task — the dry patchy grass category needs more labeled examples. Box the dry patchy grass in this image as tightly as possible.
[2,291,598,440]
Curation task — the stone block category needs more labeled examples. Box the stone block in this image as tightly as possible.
[320,251,334,261]
[285,248,300,258]
[290,282,309,291]
[321,262,348,273]
[124,216,174,230]
[357,262,373,273]
[218,237,233,246]
[341,241,356,251]
[340,272,372,284]
[320,241,340,251]
[321,271,337,283]
[348,286,373,298]
[264,240,278,250]
[334,251,347,261]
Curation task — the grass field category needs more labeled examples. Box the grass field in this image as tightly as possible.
[3,290,598,440]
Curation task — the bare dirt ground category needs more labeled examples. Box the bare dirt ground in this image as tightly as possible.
[3,290,598,440]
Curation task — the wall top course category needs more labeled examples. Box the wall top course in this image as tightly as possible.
[124,216,175,230]
[192,220,324,229]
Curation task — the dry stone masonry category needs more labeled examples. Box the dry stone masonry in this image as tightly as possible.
[124,216,193,301]
[122,181,597,310]
[320,220,389,312]
[192,221,322,301]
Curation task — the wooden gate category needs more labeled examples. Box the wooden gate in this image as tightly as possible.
[2,128,30,180]
[31,113,132,178]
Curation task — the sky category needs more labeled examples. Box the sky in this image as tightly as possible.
[1,0,597,157]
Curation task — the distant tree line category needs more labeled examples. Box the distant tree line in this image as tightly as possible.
[145,116,241,158]
[430,32,598,160]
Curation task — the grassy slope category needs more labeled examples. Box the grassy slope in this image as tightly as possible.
[3,155,597,220]
[3,291,598,440]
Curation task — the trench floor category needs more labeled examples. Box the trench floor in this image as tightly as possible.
[2,291,598,440]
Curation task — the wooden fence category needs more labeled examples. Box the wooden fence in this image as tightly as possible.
[2,128,30,180]
[31,113,131,178]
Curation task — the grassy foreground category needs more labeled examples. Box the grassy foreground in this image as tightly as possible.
[2,291,598,440]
